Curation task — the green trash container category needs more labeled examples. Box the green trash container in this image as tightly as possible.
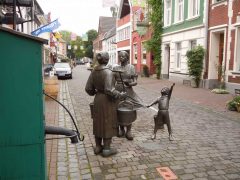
[0,26,48,180]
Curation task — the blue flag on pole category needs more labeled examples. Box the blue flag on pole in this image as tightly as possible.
[31,19,61,36]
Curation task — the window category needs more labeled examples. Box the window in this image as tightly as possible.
[175,43,181,70]
[142,43,147,64]
[164,0,172,26]
[117,27,130,42]
[214,0,224,3]
[188,0,199,18]
[133,44,138,64]
[175,0,184,22]
[235,27,240,71]
[190,40,197,49]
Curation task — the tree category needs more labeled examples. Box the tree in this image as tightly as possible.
[146,0,163,79]
[60,29,97,59]
[84,29,98,58]
[59,30,71,43]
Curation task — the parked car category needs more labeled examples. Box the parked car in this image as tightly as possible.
[53,62,72,79]
[43,64,53,76]
[76,59,85,65]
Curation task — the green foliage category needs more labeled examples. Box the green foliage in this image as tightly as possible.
[85,29,98,58]
[59,30,72,43]
[146,0,163,79]
[142,65,150,77]
[186,46,205,87]
[60,29,97,59]
[211,88,229,94]
[227,96,240,111]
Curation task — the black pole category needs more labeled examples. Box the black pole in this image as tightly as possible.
[13,0,16,30]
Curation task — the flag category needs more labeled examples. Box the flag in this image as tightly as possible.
[31,19,61,36]
[82,34,88,41]
[53,32,62,39]
[71,33,77,41]
[132,0,146,7]
[102,0,115,7]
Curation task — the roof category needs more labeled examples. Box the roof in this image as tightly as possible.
[98,16,116,34]
[0,26,48,44]
[103,26,116,40]
[118,0,131,19]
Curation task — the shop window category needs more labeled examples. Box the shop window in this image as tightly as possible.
[190,40,197,49]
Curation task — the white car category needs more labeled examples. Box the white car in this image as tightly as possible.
[53,62,72,79]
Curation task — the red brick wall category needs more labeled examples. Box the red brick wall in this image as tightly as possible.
[132,32,141,73]
[117,39,130,48]
[232,0,240,24]
[131,29,155,75]
[209,1,228,27]
[117,14,130,27]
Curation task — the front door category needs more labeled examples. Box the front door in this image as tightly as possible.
[218,33,224,81]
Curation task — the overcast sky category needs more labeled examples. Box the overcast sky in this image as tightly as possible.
[37,0,119,36]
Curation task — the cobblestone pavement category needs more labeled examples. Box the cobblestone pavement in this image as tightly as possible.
[54,65,240,180]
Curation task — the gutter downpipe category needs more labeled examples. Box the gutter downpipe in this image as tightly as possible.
[203,0,209,89]
[129,0,133,65]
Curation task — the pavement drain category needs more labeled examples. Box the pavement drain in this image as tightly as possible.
[156,167,178,180]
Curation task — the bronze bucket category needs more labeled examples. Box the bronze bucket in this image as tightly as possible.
[117,100,137,126]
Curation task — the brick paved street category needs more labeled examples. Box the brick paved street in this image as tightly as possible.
[47,65,240,180]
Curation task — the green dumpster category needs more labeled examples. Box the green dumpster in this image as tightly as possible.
[0,26,48,180]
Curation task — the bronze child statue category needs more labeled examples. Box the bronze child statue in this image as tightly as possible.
[147,83,175,141]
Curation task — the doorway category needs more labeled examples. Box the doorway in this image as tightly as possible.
[208,30,226,81]
[218,33,224,81]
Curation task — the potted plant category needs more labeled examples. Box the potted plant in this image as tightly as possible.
[211,64,229,94]
[227,96,240,112]
[186,46,205,88]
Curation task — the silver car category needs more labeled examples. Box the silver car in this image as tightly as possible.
[53,62,72,79]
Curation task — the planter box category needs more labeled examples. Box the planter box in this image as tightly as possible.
[236,105,240,113]
[44,76,59,99]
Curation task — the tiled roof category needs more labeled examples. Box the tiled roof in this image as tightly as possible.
[98,16,116,34]
[103,26,116,39]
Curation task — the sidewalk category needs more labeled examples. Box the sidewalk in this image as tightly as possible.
[45,67,240,180]
[137,77,239,121]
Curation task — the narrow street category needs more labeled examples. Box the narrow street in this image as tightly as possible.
[49,65,240,180]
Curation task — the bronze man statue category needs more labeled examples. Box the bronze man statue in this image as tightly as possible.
[147,83,175,141]
[85,52,126,157]
[113,51,141,140]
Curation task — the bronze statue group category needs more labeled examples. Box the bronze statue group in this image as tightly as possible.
[85,51,175,157]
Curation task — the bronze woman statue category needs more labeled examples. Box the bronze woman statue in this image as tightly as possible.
[85,52,126,157]
[113,51,141,140]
